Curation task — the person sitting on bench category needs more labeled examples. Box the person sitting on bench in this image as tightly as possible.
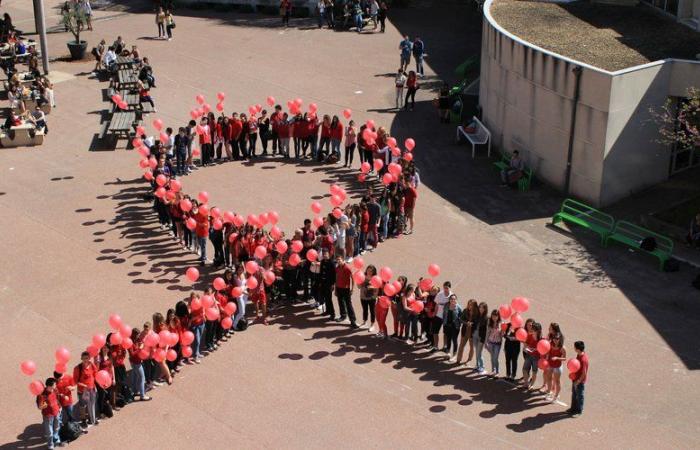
[27,106,48,134]
[456,118,476,142]
[104,46,117,73]
[138,57,155,88]
[687,213,700,248]
[112,36,127,56]
[500,150,525,187]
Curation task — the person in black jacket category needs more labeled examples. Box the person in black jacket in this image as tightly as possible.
[474,302,489,374]
[318,249,336,320]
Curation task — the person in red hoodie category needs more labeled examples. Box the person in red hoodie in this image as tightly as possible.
[73,351,98,427]
[228,112,243,161]
[37,378,63,449]
[330,115,344,161]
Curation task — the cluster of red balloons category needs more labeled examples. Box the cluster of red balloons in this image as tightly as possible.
[111,93,129,111]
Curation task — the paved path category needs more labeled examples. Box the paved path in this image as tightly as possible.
[0,2,699,449]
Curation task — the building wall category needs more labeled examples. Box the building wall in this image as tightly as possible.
[481,0,700,207]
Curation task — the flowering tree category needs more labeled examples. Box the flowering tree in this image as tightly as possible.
[652,87,700,148]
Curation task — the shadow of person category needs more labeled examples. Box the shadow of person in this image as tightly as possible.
[505,410,571,432]
[0,422,45,450]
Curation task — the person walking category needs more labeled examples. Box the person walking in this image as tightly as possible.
[378,1,388,32]
[155,7,166,39]
[404,71,419,111]
[568,341,589,417]
[394,69,407,110]
[165,10,175,40]
[412,36,425,77]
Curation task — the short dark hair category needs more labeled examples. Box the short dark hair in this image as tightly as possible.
[304,219,311,225]
[45,378,56,387]
[53,371,63,379]
[513,150,519,155]
[574,341,585,351]
[443,281,451,288]
[81,351,90,358]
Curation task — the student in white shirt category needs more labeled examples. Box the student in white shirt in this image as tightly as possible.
[431,281,452,352]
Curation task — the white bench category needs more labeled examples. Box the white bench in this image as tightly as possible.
[0,123,45,147]
[457,116,491,158]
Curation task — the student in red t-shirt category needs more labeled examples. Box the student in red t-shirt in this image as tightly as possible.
[269,105,283,155]
[188,292,205,363]
[36,377,62,449]
[95,344,116,414]
[522,321,542,390]
[54,371,75,425]
[334,251,358,328]
[318,115,332,161]
[107,333,127,406]
[73,351,98,426]
[250,267,268,325]
[192,203,209,266]
[277,112,291,158]
[329,115,344,160]
[402,179,418,234]
[568,341,589,417]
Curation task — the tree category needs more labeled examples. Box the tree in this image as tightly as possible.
[652,87,700,149]
[61,1,88,44]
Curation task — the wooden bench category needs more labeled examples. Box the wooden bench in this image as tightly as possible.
[107,111,136,138]
[0,123,45,147]
[457,116,491,158]
[604,220,674,271]
[116,69,138,90]
[551,198,614,245]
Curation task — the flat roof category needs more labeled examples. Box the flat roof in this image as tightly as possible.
[490,0,700,71]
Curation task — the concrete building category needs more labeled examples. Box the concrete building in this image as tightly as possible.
[641,0,700,30]
[479,0,700,207]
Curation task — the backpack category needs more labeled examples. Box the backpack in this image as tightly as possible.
[235,317,248,331]
[640,237,657,252]
[59,421,83,443]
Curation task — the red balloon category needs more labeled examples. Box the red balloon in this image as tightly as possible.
[92,334,106,349]
[217,92,226,101]
[201,295,215,308]
[342,108,352,119]
[382,173,394,185]
[419,278,433,291]
[267,96,275,106]
[370,275,383,289]
[186,267,200,282]
[109,332,123,346]
[205,307,219,321]
[143,170,154,181]
[377,296,391,310]
[232,214,245,227]
[182,346,193,358]
[121,337,133,349]
[383,283,396,296]
[332,208,343,219]
[254,245,268,260]
[55,347,71,364]
[404,138,416,151]
[154,187,166,198]
[275,240,288,254]
[231,286,243,298]
[108,314,122,330]
[196,94,205,104]
[213,218,223,230]
[268,211,280,225]
[213,277,226,291]
[153,119,164,131]
[20,360,36,376]
[366,119,375,129]
[510,313,524,329]
[306,249,318,262]
[373,159,384,172]
[180,199,192,212]
[246,276,259,290]
[515,328,528,342]
[144,332,159,348]
[537,339,551,355]
[54,362,67,374]
[567,358,581,373]
[185,217,196,230]
[311,201,322,214]
[537,358,549,371]
[352,270,365,284]
[270,226,282,240]
[263,270,276,286]
[224,302,237,316]
[511,296,530,313]
[379,266,393,282]
[86,345,99,358]
[427,264,440,277]
[403,152,414,162]
[313,217,324,228]
[96,370,111,388]
[352,257,364,269]
[411,301,425,314]
[289,253,301,267]
[245,260,259,274]
[291,240,303,253]
[360,162,371,174]
[221,316,233,330]
[498,304,512,320]
[198,191,209,204]
[29,380,45,396]
[181,331,195,346]
[190,297,202,311]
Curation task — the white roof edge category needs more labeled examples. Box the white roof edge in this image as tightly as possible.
[483,0,700,77]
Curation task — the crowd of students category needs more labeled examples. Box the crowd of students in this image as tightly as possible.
[30,105,588,449]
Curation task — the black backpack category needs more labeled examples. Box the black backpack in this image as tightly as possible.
[59,421,83,443]
[235,318,248,331]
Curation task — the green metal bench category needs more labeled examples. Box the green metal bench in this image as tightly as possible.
[493,152,510,172]
[551,198,614,245]
[604,220,673,271]
[493,152,533,191]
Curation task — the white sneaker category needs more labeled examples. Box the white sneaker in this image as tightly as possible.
[448,356,457,363]
[406,339,414,345]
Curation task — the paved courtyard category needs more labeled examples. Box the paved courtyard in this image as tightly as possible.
[0,1,699,449]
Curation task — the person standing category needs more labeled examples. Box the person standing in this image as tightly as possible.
[73,351,98,427]
[258,110,270,155]
[394,69,407,110]
[359,265,378,330]
[404,71,419,111]
[198,116,212,166]
[503,323,521,382]
[431,281,452,352]
[128,328,152,399]
[399,35,412,72]
[330,115,343,160]
[378,1,388,32]
[155,7,166,39]
[442,295,462,358]
[344,120,356,167]
[334,251,358,328]
[317,0,326,29]
[80,0,93,31]
[165,10,175,40]
[402,179,417,234]
[318,249,336,320]
[412,36,425,77]
[370,0,379,29]
[280,0,291,27]
[36,378,63,449]
[485,310,503,377]
[54,371,75,425]
[568,341,589,417]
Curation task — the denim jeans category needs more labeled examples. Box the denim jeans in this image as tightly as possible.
[380,214,389,240]
[42,415,61,449]
[475,336,485,371]
[487,341,501,374]
[415,55,424,76]
[191,322,205,358]
[61,404,74,424]
[79,388,97,424]
[571,383,585,414]
[309,136,318,159]
[131,362,146,397]
[355,13,363,31]
[176,149,187,174]
[233,294,247,328]
[318,136,331,159]
[331,139,341,158]
[196,236,207,262]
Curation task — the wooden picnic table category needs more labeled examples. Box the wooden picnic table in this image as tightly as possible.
[119,90,140,107]
[115,56,134,69]
[108,111,136,137]
[116,69,138,90]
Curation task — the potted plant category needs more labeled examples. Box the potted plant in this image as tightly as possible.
[62,2,88,60]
